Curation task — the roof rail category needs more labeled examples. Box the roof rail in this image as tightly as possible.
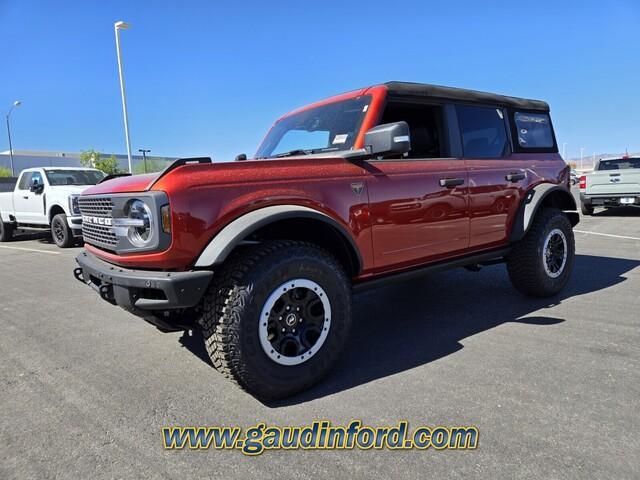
[146,157,212,190]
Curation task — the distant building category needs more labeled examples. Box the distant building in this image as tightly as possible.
[0,150,176,176]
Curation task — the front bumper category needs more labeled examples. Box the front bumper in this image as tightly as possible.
[580,192,640,207]
[68,215,83,236]
[74,250,213,312]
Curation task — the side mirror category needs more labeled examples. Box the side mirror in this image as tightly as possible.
[363,121,411,157]
[30,182,43,194]
[235,153,248,162]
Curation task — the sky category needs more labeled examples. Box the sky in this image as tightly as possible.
[0,0,638,162]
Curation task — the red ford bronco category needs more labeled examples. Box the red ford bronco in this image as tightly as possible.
[74,82,578,399]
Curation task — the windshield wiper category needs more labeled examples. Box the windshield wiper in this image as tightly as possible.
[273,149,312,158]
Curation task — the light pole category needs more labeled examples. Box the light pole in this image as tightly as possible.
[580,147,585,170]
[562,142,567,162]
[114,20,133,173]
[138,148,150,173]
[5,100,22,177]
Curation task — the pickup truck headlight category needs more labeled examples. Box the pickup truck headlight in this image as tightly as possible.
[69,195,81,215]
[125,199,154,247]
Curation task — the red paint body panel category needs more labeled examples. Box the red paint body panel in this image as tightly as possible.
[81,85,568,282]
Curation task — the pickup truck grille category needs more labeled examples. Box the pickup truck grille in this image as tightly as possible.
[78,196,117,248]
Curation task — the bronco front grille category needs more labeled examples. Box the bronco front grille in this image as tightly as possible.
[78,196,114,217]
[79,196,117,248]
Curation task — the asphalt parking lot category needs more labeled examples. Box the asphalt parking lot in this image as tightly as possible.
[1,189,639,479]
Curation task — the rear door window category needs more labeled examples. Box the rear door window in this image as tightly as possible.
[514,112,553,148]
[457,105,509,158]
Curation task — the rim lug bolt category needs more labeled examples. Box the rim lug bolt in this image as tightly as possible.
[299,318,303,323]
[292,328,296,333]
[282,328,285,332]
[279,316,282,320]
[296,307,300,312]
[286,306,290,311]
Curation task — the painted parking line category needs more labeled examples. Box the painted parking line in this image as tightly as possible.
[574,230,640,241]
[0,245,61,255]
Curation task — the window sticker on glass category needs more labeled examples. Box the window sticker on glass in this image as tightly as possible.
[514,112,553,148]
[332,134,349,145]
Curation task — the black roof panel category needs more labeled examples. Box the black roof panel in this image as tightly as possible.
[384,81,549,111]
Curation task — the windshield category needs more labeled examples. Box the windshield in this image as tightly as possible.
[597,158,640,171]
[44,169,106,186]
[255,96,371,159]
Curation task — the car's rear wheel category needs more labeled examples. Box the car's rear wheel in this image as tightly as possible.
[200,240,352,399]
[0,220,14,242]
[581,202,594,216]
[507,208,575,297]
[51,214,74,248]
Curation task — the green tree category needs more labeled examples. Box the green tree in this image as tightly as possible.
[79,149,121,175]
[133,157,171,174]
[0,166,12,177]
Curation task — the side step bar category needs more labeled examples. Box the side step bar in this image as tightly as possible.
[353,248,511,293]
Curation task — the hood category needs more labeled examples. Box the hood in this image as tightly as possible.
[81,173,159,195]
[49,185,92,195]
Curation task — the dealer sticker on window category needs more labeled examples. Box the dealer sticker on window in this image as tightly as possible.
[333,134,349,144]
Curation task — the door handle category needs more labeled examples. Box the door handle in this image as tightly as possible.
[439,178,465,188]
[505,172,526,182]
[23,196,29,199]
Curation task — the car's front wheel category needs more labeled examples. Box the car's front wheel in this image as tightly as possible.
[507,208,575,297]
[200,240,352,399]
[51,214,74,248]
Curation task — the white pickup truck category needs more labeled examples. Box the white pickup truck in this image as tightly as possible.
[579,156,640,215]
[0,167,105,247]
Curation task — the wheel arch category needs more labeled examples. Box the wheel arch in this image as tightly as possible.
[510,184,579,242]
[194,205,362,276]
[48,204,66,223]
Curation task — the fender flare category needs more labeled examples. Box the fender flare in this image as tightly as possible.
[194,205,362,271]
[510,184,578,242]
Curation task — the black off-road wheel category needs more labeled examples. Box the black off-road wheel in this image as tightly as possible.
[507,208,575,297]
[581,202,594,216]
[200,240,352,400]
[0,220,14,242]
[51,214,74,248]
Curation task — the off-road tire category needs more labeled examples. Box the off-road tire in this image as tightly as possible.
[581,202,594,216]
[200,240,352,399]
[0,220,14,242]
[51,214,74,248]
[507,208,575,297]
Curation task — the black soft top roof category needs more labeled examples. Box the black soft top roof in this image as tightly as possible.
[384,81,550,112]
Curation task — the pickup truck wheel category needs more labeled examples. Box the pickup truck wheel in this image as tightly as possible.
[200,240,352,400]
[507,208,575,297]
[581,203,594,216]
[0,221,14,242]
[51,214,74,248]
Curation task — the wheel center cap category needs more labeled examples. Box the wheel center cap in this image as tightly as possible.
[285,313,297,327]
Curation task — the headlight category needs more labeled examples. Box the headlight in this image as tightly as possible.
[125,199,154,247]
[70,195,81,215]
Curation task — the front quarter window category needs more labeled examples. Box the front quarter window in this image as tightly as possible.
[256,96,371,158]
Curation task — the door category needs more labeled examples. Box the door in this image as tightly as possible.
[457,105,528,249]
[13,170,46,224]
[366,102,469,271]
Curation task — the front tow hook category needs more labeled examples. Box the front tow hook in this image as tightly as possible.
[73,267,85,283]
